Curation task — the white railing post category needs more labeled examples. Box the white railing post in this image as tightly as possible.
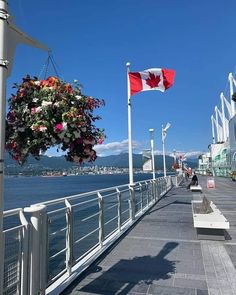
[116,188,122,231]
[156,179,160,200]
[19,210,29,295]
[145,181,149,207]
[175,176,178,187]
[65,199,74,276]
[129,185,135,221]
[151,180,155,203]
[98,192,104,247]
[24,204,47,295]
[139,183,143,212]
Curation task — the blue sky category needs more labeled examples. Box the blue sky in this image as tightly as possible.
[7,0,236,158]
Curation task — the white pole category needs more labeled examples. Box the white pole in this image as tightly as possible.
[215,106,220,142]
[126,62,134,185]
[0,1,8,293]
[149,128,155,180]
[228,73,236,117]
[162,125,167,177]
[211,115,215,144]
[220,92,227,142]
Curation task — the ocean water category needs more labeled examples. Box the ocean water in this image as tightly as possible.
[4,173,155,210]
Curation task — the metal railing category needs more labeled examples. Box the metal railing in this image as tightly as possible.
[2,175,183,295]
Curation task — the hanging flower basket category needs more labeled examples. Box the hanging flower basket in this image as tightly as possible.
[232,92,236,102]
[6,75,105,165]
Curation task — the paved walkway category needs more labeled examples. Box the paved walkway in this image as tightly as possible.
[62,176,236,295]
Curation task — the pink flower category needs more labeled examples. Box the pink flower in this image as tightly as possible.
[31,107,37,114]
[55,123,63,133]
[97,138,104,144]
[31,107,42,114]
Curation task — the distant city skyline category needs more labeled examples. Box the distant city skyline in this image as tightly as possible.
[7,1,236,158]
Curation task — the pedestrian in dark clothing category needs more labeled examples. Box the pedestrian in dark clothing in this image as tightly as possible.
[187,173,198,189]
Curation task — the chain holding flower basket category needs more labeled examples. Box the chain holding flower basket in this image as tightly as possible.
[6,75,105,165]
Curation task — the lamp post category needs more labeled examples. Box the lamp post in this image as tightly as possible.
[0,2,49,292]
[162,123,171,177]
[149,128,155,180]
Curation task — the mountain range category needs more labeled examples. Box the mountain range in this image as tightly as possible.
[5,152,198,174]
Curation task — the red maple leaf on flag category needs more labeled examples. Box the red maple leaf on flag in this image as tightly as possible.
[145,72,161,88]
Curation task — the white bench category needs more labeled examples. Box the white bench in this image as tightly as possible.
[192,200,229,230]
[190,185,202,192]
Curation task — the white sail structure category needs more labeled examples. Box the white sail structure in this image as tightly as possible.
[214,106,221,142]
[228,73,236,117]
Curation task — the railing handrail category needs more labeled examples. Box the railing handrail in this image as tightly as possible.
[31,176,167,207]
[2,174,182,295]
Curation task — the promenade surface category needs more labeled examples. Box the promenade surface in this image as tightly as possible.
[62,176,236,295]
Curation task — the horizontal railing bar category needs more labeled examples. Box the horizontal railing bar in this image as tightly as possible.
[3,225,24,233]
[32,179,155,207]
[71,197,98,208]
[105,203,118,211]
[104,215,118,226]
[49,247,67,260]
[81,212,99,222]
[49,227,67,237]
[104,227,119,240]
[33,185,129,207]
[74,242,100,264]
[47,268,67,286]
[121,208,129,214]
[48,207,67,216]
[3,208,22,217]
[74,227,99,245]
[100,191,117,198]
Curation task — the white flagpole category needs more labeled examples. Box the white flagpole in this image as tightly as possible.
[126,62,134,186]
[228,73,236,117]
[162,125,167,177]
[149,128,155,180]
[0,1,8,292]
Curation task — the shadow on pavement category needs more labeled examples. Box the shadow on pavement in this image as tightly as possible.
[63,242,178,295]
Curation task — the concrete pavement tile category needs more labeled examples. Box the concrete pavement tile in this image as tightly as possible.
[148,285,195,295]
[196,290,209,295]
[174,278,207,290]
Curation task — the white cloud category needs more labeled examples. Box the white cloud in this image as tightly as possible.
[95,139,203,158]
[94,139,141,157]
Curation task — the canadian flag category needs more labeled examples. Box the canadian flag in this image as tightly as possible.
[128,68,175,96]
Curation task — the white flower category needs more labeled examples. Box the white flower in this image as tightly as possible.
[34,81,40,86]
[75,95,82,100]
[42,101,52,107]
[62,122,68,130]
[35,107,42,113]
[32,98,39,103]
[39,126,47,132]
[54,102,60,107]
